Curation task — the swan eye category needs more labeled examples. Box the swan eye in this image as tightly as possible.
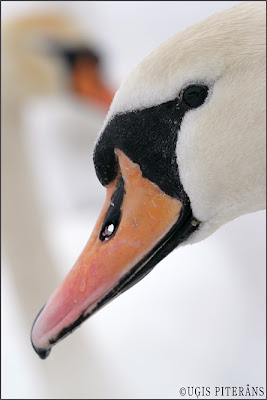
[182,85,208,108]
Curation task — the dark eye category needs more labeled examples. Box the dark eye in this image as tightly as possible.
[182,85,209,108]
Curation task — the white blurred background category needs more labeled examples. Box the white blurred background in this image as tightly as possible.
[1,1,266,399]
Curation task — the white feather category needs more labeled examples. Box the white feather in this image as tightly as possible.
[97,1,266,243]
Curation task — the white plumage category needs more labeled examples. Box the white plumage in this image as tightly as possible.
[102,1,266,242]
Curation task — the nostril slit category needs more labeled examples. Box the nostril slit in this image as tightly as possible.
[99,174,125,242]
[101,223,115,240]
[107,223,115,233]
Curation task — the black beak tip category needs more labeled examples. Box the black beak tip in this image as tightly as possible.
[31,304,51,360]
[32,343,51,360]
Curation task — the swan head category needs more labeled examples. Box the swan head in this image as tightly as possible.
[31,2,266,359]
[105,0,266,243]
[2,12,113,110]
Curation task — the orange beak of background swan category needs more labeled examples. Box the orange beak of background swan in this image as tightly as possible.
[70,56,114,110]
[41,41,115,110]
[31,150,198,359]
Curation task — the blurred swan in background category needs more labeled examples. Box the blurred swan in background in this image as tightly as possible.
[2,11,115,396]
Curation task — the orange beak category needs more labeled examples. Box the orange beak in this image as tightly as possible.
[40,40,115,110]
[31,151,198,359]
[71,57,115,111]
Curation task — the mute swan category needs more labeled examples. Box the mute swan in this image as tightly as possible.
[31,1,266,359]
[2,12,113,330]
